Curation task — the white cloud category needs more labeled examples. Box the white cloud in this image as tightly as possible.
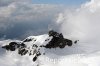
[0,1,63,39]
[56,0,100,52]
[0,0,31,6]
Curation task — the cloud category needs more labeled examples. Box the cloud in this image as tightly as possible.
[56,0,100,52]
[0,1,63,39]
[0,0,31,6]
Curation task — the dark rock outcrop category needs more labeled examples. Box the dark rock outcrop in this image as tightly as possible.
[45,30,72,48]
[74,40,79,44]
[2,42,18,51]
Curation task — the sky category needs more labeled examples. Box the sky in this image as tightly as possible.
[32,0,89,6]
[0,0,90,39]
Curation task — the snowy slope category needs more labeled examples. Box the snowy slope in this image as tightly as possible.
[0,31,100,66]
[0,31,73,66]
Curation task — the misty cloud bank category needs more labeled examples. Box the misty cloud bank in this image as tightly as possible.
[0,0,63,39]
[56,0,100,53]
[58,0,100,41]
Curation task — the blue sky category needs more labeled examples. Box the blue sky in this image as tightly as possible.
[32,0,89,6]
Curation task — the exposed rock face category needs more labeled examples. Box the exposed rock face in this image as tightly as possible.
[2,30,74,62]
[45,30,72,48]
[2,42,19,51]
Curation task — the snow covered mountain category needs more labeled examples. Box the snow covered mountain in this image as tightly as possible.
[1,30,100,66]
[1,30,76,66]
